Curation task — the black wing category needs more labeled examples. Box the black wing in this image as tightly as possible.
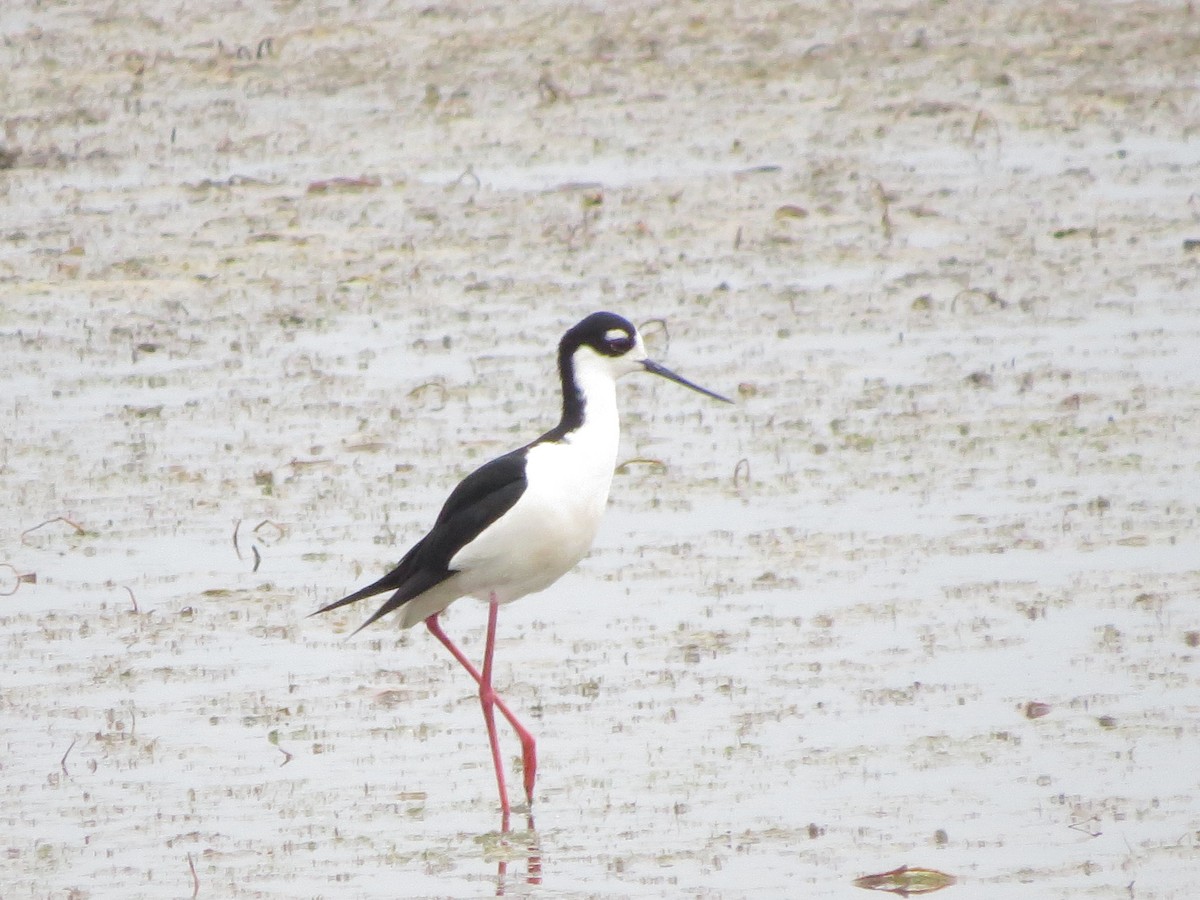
[312,449,528,633]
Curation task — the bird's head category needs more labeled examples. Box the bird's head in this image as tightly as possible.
[561,311,731,403]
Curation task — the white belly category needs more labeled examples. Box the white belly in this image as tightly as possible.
[449,435,616,605]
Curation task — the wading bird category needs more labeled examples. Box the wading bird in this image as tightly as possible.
[313,311,730,823]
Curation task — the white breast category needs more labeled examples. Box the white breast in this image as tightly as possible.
[449,356,621,605]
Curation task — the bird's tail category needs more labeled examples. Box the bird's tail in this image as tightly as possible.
[310,555,451,636]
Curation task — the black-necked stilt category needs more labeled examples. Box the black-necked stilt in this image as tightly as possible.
[313,311,730,822]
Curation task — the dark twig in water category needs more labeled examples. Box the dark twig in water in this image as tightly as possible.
[638,318,669,355]
[124,586,138,614]
[252,545,261,573]
[615,457,668,475]
[187,852,200,898]
[408,380,448,410]
[253,520,286,544]
[61,738,76,776]
[451,165,480,188]
[733,457,751,491]
[20,516,86,545]
[1069,815,1102,838]
[232,519,243,560]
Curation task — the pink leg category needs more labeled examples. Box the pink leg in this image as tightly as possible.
[478,598,509,824]
[425,604,539,813]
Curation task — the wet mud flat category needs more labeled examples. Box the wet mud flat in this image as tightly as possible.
[2,1,1198,897]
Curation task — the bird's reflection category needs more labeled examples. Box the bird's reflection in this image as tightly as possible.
[495,811,541,895]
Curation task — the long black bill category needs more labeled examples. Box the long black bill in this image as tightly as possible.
[642,359,733,404]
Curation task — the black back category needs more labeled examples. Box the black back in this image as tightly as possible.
[311,449,528,633]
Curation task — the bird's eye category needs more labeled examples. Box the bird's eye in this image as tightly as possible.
[608,336,633,353]
[604,328,634,354]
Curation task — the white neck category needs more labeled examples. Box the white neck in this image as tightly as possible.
[566,349,621,463]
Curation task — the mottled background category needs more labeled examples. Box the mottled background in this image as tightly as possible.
[2,2,1198,897]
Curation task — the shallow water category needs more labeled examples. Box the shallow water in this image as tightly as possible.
[3,1,1198,897]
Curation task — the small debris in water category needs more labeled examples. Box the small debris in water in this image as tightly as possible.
[306,175,381,194]
[1024,701,1052,719]
[853,864,957,895]
[615,457,668,475]
[0,564,37,596]
[774,204,808,220]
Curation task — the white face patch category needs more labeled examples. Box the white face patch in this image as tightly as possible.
[604,328,628,343]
